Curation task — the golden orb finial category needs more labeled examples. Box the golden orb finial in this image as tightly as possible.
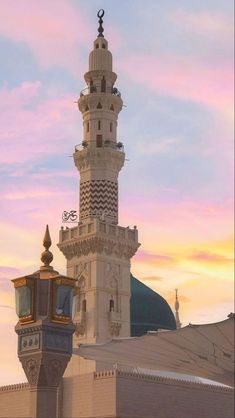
[40,225,53,269]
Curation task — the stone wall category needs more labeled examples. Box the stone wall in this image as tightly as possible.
[116,370,234,418]
[0,383,30,418]
[61,370,116,418]
[0,370,234,418]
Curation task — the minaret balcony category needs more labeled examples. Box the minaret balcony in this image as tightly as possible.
[80,86,121,97]
[74,140,124,152]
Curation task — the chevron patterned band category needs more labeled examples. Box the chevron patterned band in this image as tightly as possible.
[80,180,118,221]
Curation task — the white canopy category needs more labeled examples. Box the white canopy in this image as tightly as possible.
[74,315,234,387]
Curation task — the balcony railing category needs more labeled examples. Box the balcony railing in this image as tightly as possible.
[80,86,121,97]
[74,140,124,152]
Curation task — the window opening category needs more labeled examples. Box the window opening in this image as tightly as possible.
[96,134,103,148]
[98,120,101,130]
[86,122,89,132]
[97,102,102,109]
[101,76,106,93]
[110,297,114,312]
[82,299,87,312]
[110,122,113,132]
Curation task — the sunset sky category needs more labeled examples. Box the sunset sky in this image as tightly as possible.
[0,0,234,385]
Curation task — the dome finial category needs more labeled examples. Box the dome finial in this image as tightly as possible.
[40,224,53,269]
[97,9,105,37]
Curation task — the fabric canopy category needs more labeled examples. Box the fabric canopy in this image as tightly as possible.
[74,315,234,387]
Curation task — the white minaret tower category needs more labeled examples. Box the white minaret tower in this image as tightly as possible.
[58,10,139,355]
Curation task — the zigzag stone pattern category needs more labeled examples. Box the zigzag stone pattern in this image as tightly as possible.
[80,180,118,221]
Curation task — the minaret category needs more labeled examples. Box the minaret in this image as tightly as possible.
[58,10,140,349]
[175,288,181,329]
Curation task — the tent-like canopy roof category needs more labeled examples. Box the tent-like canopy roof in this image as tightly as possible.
[74,315,234,387]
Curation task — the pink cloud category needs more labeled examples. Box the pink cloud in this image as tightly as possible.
[3,190,71,200]
[120,53,233,110]
[134,250,177,266]
[0,0,90,70]
[0,82,79,164]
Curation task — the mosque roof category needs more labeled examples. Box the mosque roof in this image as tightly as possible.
[130,275,176,336]
[75,315,235,387]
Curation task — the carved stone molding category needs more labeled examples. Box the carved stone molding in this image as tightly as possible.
[22,358,39,386]
[110,321,121,337]
[21,353,70,388]
[58,235,139,261]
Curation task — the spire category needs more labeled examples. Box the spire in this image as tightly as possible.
[40,225,53,270]
[175,288,181,329]
[97,9,105,37]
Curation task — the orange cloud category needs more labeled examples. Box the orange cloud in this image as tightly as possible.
[188,251,233,264]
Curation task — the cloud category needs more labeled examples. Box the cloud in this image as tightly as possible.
[3,190,72,200]
[121,53,233,111]
[138,137,182,155]
[134,250,177,266]
[0,82,78,165]
[0,0,90,70]
[171,10,233,42]
[189,251,234,265]
[140,276,163,282]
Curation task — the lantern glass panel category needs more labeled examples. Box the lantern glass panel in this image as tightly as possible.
[15,285,31,317]
[56,285,73,317]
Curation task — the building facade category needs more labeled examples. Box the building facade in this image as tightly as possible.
[0,11,234,418]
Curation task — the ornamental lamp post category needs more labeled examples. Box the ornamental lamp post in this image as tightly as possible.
[12,225,76,418]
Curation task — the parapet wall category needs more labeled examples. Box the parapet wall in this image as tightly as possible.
[0,382,30,418]
[0,371,234,418]
[114,370,234,418]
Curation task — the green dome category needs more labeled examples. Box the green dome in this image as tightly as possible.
[130,275,176,336]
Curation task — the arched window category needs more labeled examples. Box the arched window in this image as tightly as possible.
[102,43,106,49]
[97,102,102,109]
[110,122,112,132]
[96,44,99,49]
[98,120,101,130]
[82,299,87,312]
[110,104,114,111]
[109,297,114,312]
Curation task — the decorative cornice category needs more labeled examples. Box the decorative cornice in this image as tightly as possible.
[58,235,139,260]
[74,147,125,173]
